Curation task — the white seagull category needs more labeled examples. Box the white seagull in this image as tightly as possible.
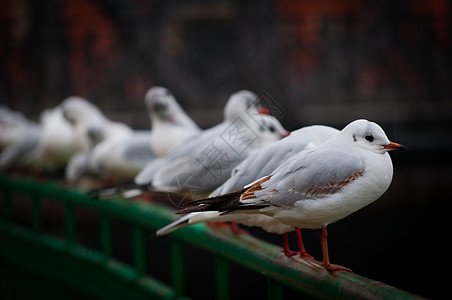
[176,119,407,272]
[70,87,201,188]
[0,105,76,173]
[157,125,339,257]
[145,86,201,157]
[90,90,286,199]
[37,105,77,171]
[135,115,288,194]
[0,110,41,171]
[61,96,132,151]
[133,90,287,193]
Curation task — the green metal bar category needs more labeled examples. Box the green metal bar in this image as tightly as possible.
[64,202,75,245]
[169,238,185,297]
[100,213,112,258]
[132,225,146,276]
[215,255,230,300]
[0,221,182,300]
[0,175,425,300]
[3,188,13,223]
[267,278,284,300]
[31,194,42,233]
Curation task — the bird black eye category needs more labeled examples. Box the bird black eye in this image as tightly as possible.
[268,125,276,133]
[365,134,374,142]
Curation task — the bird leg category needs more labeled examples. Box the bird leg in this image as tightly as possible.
[295,228,313,259]
[319,226,351,273]
[282,232,298,257]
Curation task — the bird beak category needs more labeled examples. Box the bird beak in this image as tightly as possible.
[383,141,408,151]
[282,131,291,138]
[258,107,270,115]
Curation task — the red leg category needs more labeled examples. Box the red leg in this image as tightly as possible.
[319,226,351,273]
[282,232,297,257]
[295,228,313,259]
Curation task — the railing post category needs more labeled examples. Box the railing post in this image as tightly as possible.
[31,194,42,233]
[169,238,185,297]
[267,278,284,300]
[100,213,112,258]
[215,255,230,300]
[3,188,13,223]
[64,202,75,245]
[132,225,146,276]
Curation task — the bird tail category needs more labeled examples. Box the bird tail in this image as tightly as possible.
[177,188,268,215]
[88,180,148,199]
[156,211,222,236]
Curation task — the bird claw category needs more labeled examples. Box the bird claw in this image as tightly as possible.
[282,249,298,257]
[324,263,352,273]
[299,252,314,260]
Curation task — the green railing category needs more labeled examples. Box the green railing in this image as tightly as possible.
[0,175,423,300]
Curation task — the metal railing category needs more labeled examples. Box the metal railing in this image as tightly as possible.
[0,175,423,300]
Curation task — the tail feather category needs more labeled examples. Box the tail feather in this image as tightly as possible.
[156,214,192,236]
[88,180,149,199]
[177,188,268,215]
[184,188,246,206]
[156,211,222,236]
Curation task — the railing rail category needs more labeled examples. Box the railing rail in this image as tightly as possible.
[0,175,423,300]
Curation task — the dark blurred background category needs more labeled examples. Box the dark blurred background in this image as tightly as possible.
[0,0,450,299]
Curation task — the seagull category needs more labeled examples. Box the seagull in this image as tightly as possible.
[136,113,289,194]
[61,96,132,151]
[69,87,201,189]
[145,86,201,157]
[0,114,41,171]
[211,125,340,196]
[37,105,77,171]
[62,96,133,186]
[65,126,106,190]
[90,90,284,199]
[177,119,407,272]
[0,106,32,151]
[0,105,77,173]
[157,125,339,257]
[88,131,155,181]
[133,90,286,192]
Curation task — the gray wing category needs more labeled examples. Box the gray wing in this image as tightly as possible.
[211,135,308,196]
[134,123,228,185]
[149,130,247,193]
[123,132,155,163]
[245,146,365,208]
[211,125,339,196]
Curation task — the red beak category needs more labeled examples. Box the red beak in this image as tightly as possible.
[258,107,270,115]
[383,141,408,151]
[281,131,290,138]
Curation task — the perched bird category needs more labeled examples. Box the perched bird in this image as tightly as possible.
[69,87,200,187]
[0,115,41,171]
[91,90,285,198]
[62,96,133,186]
[87,131,155,182]
[134,111,288,194]
[157,125,340,257]
[0,106,31,150]
[0,105,75,173]
[65,126,106,190]
[145,86,201,157]
[61,96,132,151]
[211,125,340,196]
[176,119,407,272]
[37,105,77,171]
